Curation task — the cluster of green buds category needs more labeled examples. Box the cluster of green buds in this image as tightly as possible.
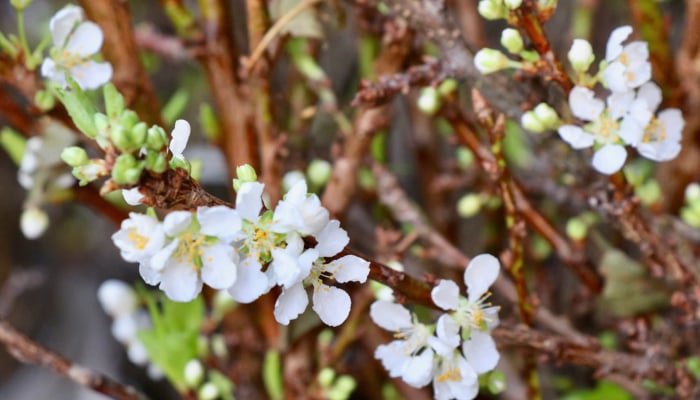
[316,368,357,400]
[56,80,173,189]
[520,102,561,133]
[474,27,541,75]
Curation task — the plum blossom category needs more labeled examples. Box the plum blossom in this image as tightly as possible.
[41,5,113,90]
[604,26,652,93]
[370,301,436,387]
[169,120,190,160]
[432,351,479,400]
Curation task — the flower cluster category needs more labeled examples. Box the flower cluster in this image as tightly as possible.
[41,5,112,90]
[370,254,501,400]
[97,280,162,379]
[112,174,370,327]
[556,26,685,174]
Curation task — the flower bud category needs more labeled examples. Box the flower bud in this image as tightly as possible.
[145,152,168,173]
[233,164,258,192]
[566,217,588,241]
[211,334,228,359]
[567,39,595,73]
[119,110,140,131]
[122,187,144,206]
[97,280,137,317]
[478,0,506,20]
[146,125,168,151]
[487,369,507,394]
[520,111,545,133]
[94,113,110,134]
[438,79,458,97]
[330,375,357,400]
[61,146,89,167]
[533,103,560,128]
[34,90,55,111]
[307,159,332,188]
[112,154,144,185]
[685,183,700,203]
[456,147,474,169]
[504,0,522,9]
[131,122,148,148]
[104,83,125,119]
[198,383,219,400]
[184,359,205,388]
[10,0,32,11]
[417,87,441,115]
[318,368,336,388]
[20,206,49,239]
[474,49,511,74]
[500,28,524,54]
[72,160,108,186]
[457,193,482,218]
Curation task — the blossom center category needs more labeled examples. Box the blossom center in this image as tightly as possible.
[127,229,149,250]
[173,232,206,268]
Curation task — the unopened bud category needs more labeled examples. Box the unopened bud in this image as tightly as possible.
[97,280,137,317]
[20,206,49,239]
[307,159,332,188]
[112,154,144,185]
[72,160,108,186]
[457,193,482,218]
[184,359,205,388]
[568,39,595,73]
[685,183,700,203]
[566,218,588,241]
[318,368,336,388]
[146,126,168,151]
[11,0,32,11]
[417,87,441,115]
[504,0,522,9]
[198,382,219,400]
[233,164,258,192]
[474,48,511,74]
[521,112,545,133]
[478,0,506,20]
[104,84,125,119]
[533,103,560,128]
[500,28,523,54]
[61,146,89,167]
[438,79,458,97]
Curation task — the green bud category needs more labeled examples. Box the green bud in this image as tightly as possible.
[211,334,228,359]
[11,0,32,11]
[318,368,336,388]
[478,0,507,20]
[150,153,168,173]
[61,146,89,167]
[103,83,125,119]
[233,164,258,191]
[94,113,110,134]
[146,125,168,151]
[681,206,700,228]
[487,370,507,394]
[500,28,524,54]
[198,382,219,400]
[307,159,332,188]
[474,48,512,74]
[318,329,334,346]
[521,111,545,133]
[110,125,132,152]
[635,180,661,207]
[119,110,140,130]
[566,217,588,241]
[456,147,474,169]
[112,153,142,185]
[437,79,458,97]
[457,193,482,218]
[0,127,26,166]
[72,160,107,186]
[568,39,595,73]
[34,90,55,111]
[417,87,441,115]
[131,122,148,147]
[685,183,700,203]
[686,357,700,380]
[533,103,559,128]
[184,359,205,388]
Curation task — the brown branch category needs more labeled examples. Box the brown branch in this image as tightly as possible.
[0,320,149,400]
[137,168,233,211]
[79,0,163,126]
[134,24,192,61]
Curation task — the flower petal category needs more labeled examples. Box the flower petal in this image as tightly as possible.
[592,144,627,174]
[326,255,370,283]
[605,25,632,61]
[375,341,410,377]
[163,211,192,236]
[227,256,268,303]
[312,285,351,326]
[273,283,309,325]
[122,187,144,206]
[314,219,349,257]
[603,62,629,93]
[569,86,604,121]
[65,21,103,56]
[197,206,242,242]
[236,182,265,221]
[159,260,203,302]
[462,330,500,374]
[50,5,84,48]
[429,314,460,355]
[431,279,460,311]
[169,119,190,158]
[139,263,161,285]
[402,350,434,388]
[464,254,500,302]
[201,244,238,289]
[71,60,113,90]
[637,82,662,111]
[369,300,412,331]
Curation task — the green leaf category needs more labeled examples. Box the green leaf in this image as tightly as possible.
[54,77,98,138]
[162,89,190,127]
[263,350,284,400]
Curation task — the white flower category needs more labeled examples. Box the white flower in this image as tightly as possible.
[370,301,435,387]
[282,170,305,192]
[112,212,166,264]
[97,280,138,317]
[145,208,241,302]
[169,120,190,160]
[431,254,501,373]
[604,26,652,92]
[557,86,641,174]
[20,207,49,239]
[274,253,369,326]
[41,5,113,90]
[432,351,479,400]
[272,180,329,236]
